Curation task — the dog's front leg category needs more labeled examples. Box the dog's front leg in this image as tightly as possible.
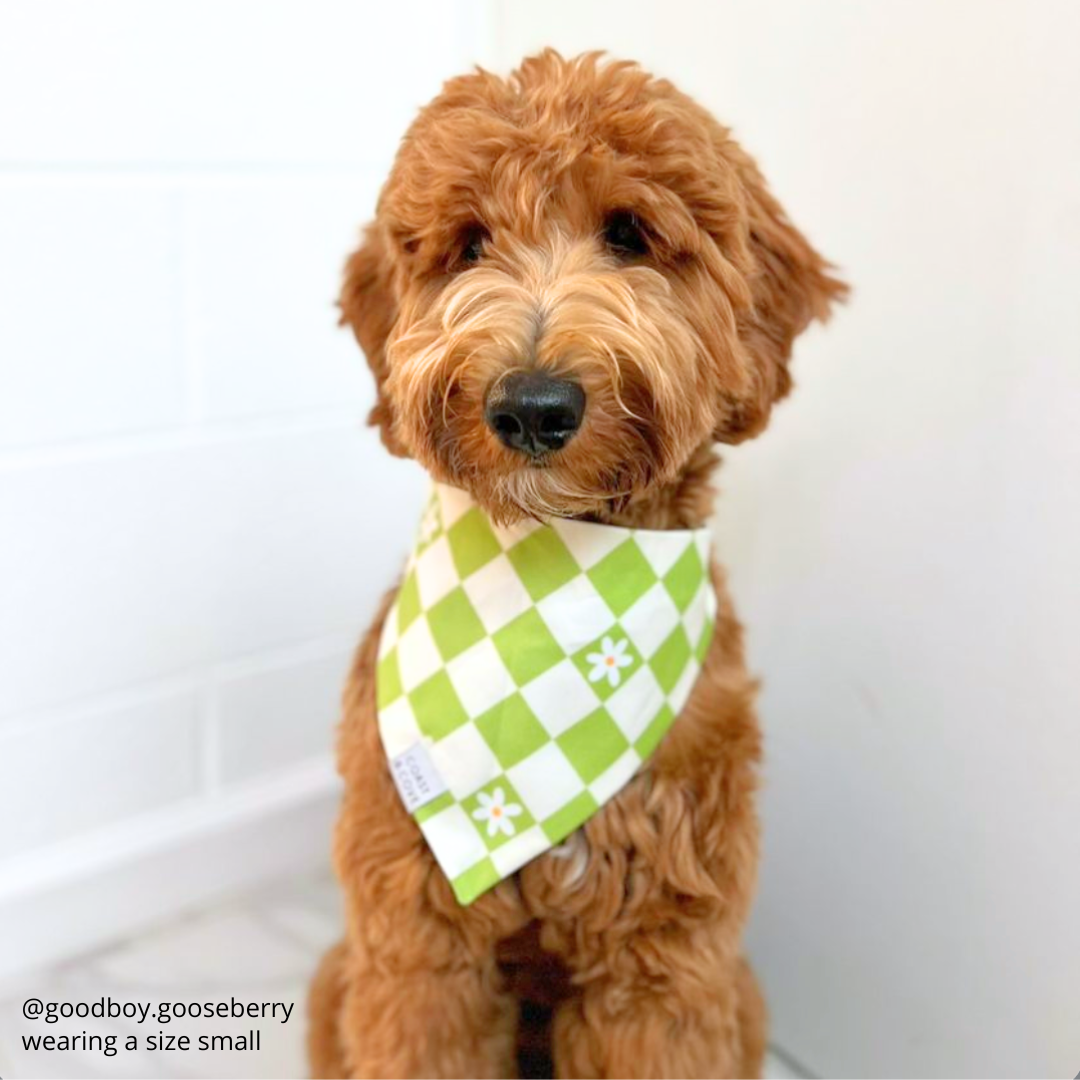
[524,665,762,1074]
[327,597,529,1079]
[333,778,531,1079]
[551,917,746,1079]
[523,739,762,1078]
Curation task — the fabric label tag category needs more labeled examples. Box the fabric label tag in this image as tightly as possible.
[388,742,448,813]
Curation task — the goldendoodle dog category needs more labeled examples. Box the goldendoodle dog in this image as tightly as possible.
[308,49,844,1079]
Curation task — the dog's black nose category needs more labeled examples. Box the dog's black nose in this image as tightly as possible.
[485,372,586,456]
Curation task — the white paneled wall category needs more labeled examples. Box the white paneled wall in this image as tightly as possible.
[0,0,490,976]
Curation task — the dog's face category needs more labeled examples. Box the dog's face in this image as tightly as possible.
[343,51,844,522]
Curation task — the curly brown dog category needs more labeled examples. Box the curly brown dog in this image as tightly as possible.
[308,50,844,1079]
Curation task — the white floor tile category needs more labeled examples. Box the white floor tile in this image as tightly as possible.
[88,907,314,988]
[764,1049,807,1078]
[0,874,333,1080]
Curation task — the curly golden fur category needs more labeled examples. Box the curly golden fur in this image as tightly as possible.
[309,50,845,1078]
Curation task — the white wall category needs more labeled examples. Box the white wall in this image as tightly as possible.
[497,1,1080,1077]
[0,0,489,976]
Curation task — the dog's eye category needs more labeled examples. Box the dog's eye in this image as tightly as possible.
[603,211,649,258]
[457,225,490,268]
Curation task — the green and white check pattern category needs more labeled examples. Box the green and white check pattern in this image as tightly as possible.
[377,484,716,905]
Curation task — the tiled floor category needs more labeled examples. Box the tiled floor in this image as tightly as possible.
[0,871,799,1079]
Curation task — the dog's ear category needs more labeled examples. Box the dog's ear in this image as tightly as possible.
[715,155,848,443]
[340,223,406,456]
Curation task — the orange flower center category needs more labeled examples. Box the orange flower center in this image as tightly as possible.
[492,806,502,817]
[606,656,615,666]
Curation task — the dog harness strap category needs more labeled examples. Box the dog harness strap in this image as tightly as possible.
[376,483,717,904]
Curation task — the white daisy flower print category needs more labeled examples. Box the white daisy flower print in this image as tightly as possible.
[586,635,633,688]
[471,787,523,838]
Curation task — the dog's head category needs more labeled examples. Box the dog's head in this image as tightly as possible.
[342,51,845,522]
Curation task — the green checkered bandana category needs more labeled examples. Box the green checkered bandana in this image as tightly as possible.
[377,483,716,905]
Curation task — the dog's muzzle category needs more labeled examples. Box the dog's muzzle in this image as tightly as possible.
[484,372,586,457]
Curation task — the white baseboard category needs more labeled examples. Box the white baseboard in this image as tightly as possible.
[0,760,342,983]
